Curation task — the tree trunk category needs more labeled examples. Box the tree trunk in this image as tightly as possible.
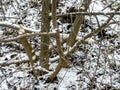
[46,33,69,82]
[52,0,58,29]
[20,37,37,77]
[40,0,50,70]
[47,0,92,82]
[67,0,92,47]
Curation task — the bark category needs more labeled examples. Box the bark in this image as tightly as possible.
[19,36,37,78]
[46,33,69,82]
[52,0,58,29]
[20,37,35,66]
[40,0,51,70]
[18,24,36,76]
[46,58,67,82]
[67,0,92,46]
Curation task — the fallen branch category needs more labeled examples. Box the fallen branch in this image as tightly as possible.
[0,21,39,32]
[0,59,29,66]
[0,55,60,66]
[56,12,120,18]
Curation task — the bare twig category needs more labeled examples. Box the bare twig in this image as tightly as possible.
[0,32,56,42]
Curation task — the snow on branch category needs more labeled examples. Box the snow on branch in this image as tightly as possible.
[0,21,40,32]
[0,59,29,67]
[0,15,19,19]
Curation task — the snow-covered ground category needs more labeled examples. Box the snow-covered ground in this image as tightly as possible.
[0,0,120,90]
